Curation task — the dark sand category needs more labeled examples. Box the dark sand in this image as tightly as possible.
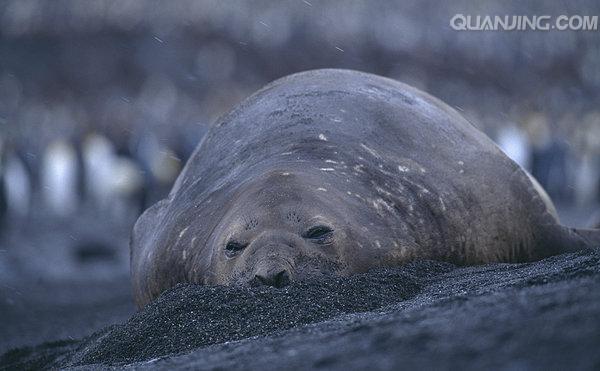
[2,249,600,370]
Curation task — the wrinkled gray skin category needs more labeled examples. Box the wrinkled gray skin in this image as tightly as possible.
[131,69,599,308]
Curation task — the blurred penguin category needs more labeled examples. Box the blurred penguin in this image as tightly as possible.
[572,111,600,208]
[1,135,33,230]
[41,140,79,216]
[134,131,181,205]
[3,152,32,219]
[574,153,599,207]
[526,112,570,202]
[0,138,7,229]
[0,173,5,231]
[496,123,531,171]
[82,133,116,211]
[83,133,145,219]
[109,156,144,220]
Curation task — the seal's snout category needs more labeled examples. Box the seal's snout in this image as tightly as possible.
[252,266,291,288]
[246,237,296,288]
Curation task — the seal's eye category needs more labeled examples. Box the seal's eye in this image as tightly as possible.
[224,240,247,257]
[303,225,334,243]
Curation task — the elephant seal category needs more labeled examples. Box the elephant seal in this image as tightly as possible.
[131,69,599,308]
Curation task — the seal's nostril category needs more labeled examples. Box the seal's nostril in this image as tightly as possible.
[254,274,267,285]
[273,270,290,288]
[253,269,291,288]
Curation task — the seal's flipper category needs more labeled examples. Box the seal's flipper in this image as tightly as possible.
[587,211,600,229]
[552,226,600,253]
[130,198,170,308]
[570,228,600,249]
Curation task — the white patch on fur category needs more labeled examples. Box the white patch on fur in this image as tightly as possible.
[398,165,410,172]
[360,143,380,158]
[317,187,328,192]
[438,197,447,211]
[374,186,393,198]
[318,133,328,141]
[373,198,394,213]
[178,226,189,240]
[319,168,335,172]
[402,177,430,196]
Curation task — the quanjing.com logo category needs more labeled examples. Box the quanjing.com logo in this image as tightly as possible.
[450,14,598,31]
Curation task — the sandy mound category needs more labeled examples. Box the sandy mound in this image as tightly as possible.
[2,250,600,370]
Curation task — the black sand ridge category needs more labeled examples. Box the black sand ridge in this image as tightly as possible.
[2,249,600,370]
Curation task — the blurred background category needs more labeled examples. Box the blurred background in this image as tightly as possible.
[0,0,599,350]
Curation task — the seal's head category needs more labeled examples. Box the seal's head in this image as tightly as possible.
[204,169,375,287]
[132,164,415,307]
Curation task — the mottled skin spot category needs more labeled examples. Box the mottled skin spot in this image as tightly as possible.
[131,69,600,308]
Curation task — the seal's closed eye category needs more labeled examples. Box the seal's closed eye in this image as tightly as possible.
[303,225,334,243]
[225,240,247,257]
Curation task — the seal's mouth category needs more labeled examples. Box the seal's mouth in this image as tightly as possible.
[250,257,295,288]
[251,269,291,288]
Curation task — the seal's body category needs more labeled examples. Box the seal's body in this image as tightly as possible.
[131,69,599,308]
